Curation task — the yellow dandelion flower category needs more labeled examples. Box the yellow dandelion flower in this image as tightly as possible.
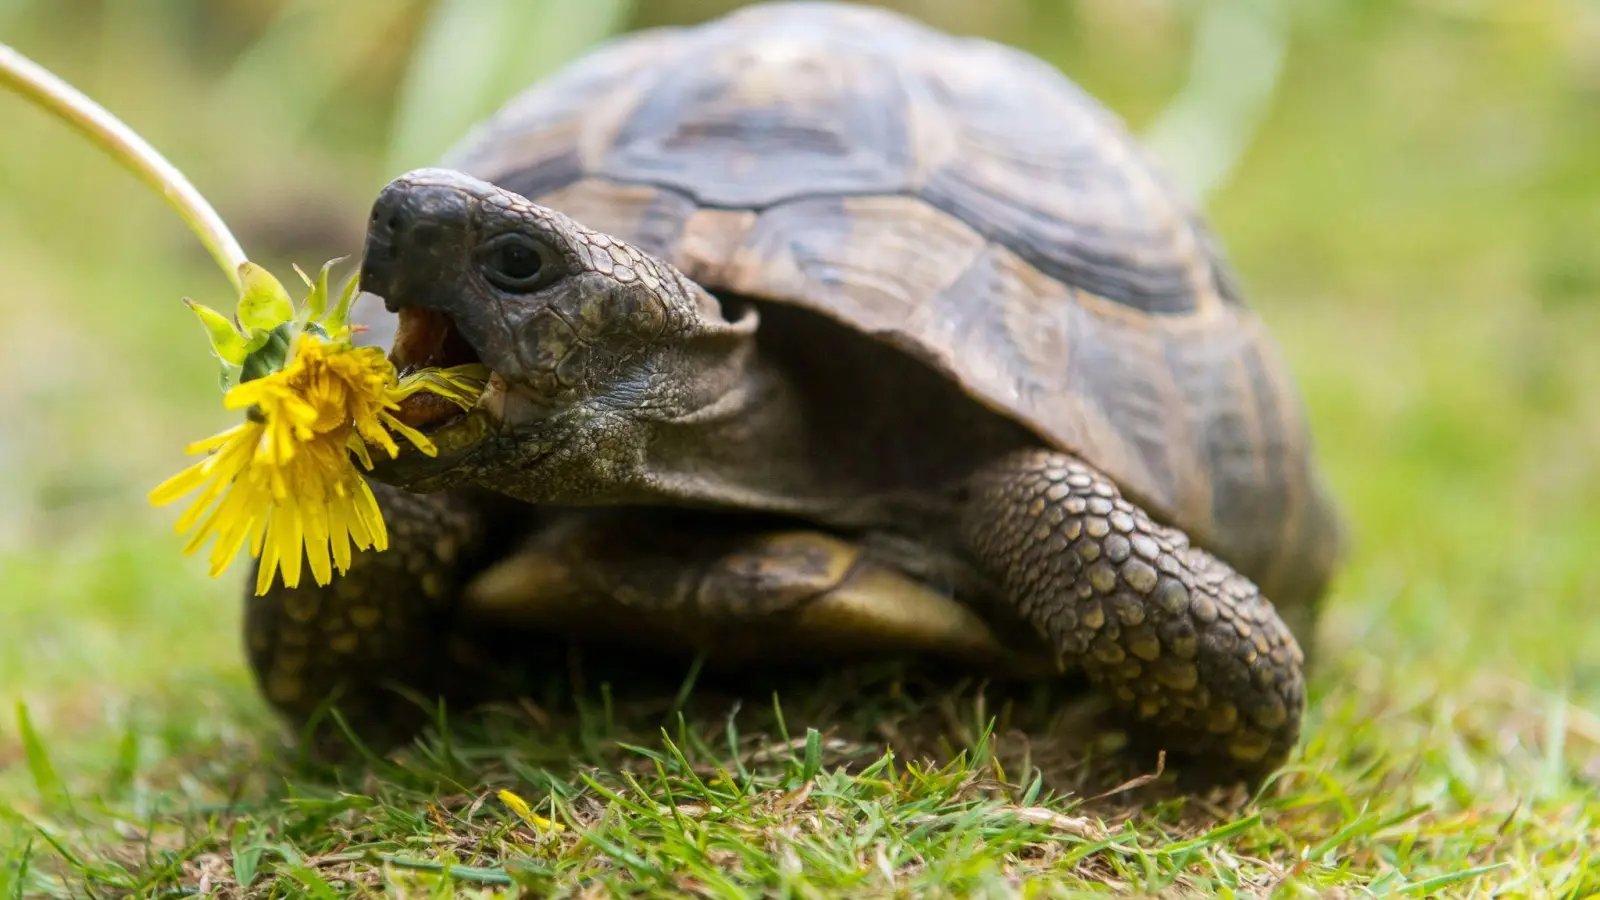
[149,260,484,595]
[0,39,484,595]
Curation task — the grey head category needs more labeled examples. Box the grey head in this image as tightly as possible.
[357,168,758,502]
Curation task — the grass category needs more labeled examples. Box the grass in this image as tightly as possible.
[3,0,1599,896]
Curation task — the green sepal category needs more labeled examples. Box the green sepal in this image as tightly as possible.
[218,360,243,392]
[324,264,359,335]
[183,298,250,366]
[188,257,365,390]
[235,262,294,333]
[241,324,275,355]
[238,321,297,383]
[307,257,347,323]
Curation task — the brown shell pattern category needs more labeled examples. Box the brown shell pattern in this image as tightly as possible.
[436,1,1342,608]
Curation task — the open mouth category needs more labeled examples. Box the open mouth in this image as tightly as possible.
[386,305,496,433]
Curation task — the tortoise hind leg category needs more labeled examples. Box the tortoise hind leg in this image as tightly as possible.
[958,449,1307,782]
[463,510,1041,674]
[244,483,503,752]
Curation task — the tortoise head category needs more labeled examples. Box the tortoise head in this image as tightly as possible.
[357,168,753,498]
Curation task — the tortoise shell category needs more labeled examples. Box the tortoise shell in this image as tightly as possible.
[428,1,1342,612]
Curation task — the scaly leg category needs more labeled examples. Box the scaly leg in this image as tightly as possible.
[960,449,1306,780]
[248,500,1035,751]
[243,483,501,749]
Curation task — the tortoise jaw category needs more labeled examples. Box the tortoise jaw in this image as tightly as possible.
[360,302,509,491]
[365,401,501,492]
[359,171,510,439]
[389,305,482,375]
[386,304,492,434]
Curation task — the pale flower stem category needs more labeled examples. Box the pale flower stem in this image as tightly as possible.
[0,41,248,291]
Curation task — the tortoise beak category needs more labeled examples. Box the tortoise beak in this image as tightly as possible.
[358,171,525,384]
[359,175,470,313]
[356,173,514,486]
[361,177,483,384]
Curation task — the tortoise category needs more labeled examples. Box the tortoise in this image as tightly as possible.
[245,0,1342,780]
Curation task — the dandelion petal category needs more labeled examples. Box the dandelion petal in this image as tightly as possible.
[152,331,483,593]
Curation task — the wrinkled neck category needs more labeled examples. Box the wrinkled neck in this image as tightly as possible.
[636,305,834,516]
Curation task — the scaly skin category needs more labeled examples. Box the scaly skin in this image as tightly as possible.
[249,168,1312,782]
[245,506,1033,751]
[961,450,1306,775]
[244,483,493,749]
[464,510,1030,671]
[248,453,1308,778]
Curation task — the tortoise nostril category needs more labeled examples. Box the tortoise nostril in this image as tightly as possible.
[368,190,411,239]
[360,176,478,308]
[373,210,406,238]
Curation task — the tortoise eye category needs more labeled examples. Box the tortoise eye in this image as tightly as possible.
[479,233,558,293]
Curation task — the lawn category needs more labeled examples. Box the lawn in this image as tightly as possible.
[2,1,1598,896]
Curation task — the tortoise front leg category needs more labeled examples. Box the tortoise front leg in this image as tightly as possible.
[243,482,498,750]
[959,449,1307,781]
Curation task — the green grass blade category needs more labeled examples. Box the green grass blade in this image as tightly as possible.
[2,837,32,900]
[229,820,262,889]
[579,829,664,881]
[380,856,514,886]
[1158,813,1262,856]
[1308,810,1386,860]
[801,727,823,784]
[285,863,340,899]
[14,703,70,813]
[105,720,138,801]
[1400,862,1509,896]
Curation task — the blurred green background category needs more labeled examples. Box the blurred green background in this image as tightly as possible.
[2,0,1597,783]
